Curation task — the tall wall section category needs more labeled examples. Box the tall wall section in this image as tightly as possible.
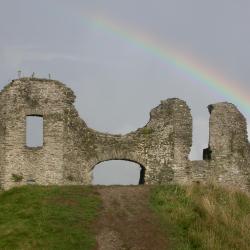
[190,103,250,190]
[0,107,5,187]
[0,79,74,189]
[206,103,250,189]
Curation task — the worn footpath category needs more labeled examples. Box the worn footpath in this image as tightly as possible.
[94,186,168,250]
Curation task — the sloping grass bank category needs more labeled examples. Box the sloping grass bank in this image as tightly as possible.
[150,183,250,250]
[1,184,249,250]
[0,185,101,250]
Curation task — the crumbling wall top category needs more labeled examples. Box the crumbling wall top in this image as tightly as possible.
[0,78,76,105]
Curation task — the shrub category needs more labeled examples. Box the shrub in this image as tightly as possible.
[66,175,74,181]
[140,127,154,135]
[11,174,23,182]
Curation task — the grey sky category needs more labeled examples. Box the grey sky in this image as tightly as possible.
[1,1,250,184]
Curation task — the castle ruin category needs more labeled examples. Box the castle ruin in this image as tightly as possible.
[0,78,249,191]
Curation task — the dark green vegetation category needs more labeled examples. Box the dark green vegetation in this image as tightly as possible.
[150,183,250,250]
[0,186,101,250]
[11,173,23,182]
[139,127,154,135]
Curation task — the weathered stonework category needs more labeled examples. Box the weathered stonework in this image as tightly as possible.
[0,78,249,191]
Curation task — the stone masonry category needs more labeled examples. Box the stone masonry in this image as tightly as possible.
[0,78,249,191]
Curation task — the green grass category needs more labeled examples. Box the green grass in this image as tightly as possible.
[1,183,250,250]
[0,185,101,250]
[150,183,250,250]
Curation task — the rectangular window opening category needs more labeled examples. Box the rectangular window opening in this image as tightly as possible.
[26,116,43,147]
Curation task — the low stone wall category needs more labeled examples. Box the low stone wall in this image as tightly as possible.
[0,78,249,191]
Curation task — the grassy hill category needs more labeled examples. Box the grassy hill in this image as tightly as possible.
[0,186,101,250]
[150,183,250,250]
[0,184,249,250]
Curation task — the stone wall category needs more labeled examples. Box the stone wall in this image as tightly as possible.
[0,79,74,189]
[0,78,249,191]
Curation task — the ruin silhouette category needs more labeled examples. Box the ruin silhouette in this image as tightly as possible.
[0,78,249,190]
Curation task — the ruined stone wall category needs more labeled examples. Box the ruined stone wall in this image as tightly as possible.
[189,103,250,191]
[203,103,250,189]
[0,107,5,187]
[0,79,75,189]
[0,78,249,191]
[62,98,192,185]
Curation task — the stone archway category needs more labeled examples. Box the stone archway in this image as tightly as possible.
[91,160,146,185]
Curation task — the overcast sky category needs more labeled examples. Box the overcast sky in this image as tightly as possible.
[1,0,250,184]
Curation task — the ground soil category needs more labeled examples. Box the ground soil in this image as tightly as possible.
[94,186,168,250]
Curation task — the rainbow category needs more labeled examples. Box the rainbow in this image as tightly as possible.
[83,14,250,116]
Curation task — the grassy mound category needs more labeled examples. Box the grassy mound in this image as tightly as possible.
[150,183,250,250]
[0,185,101,250]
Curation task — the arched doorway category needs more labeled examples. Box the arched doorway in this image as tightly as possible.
[91,160,145,185]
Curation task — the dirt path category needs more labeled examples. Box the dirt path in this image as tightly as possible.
[94,186,168,250]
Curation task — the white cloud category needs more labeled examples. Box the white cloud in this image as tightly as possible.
[0,47,93,68]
